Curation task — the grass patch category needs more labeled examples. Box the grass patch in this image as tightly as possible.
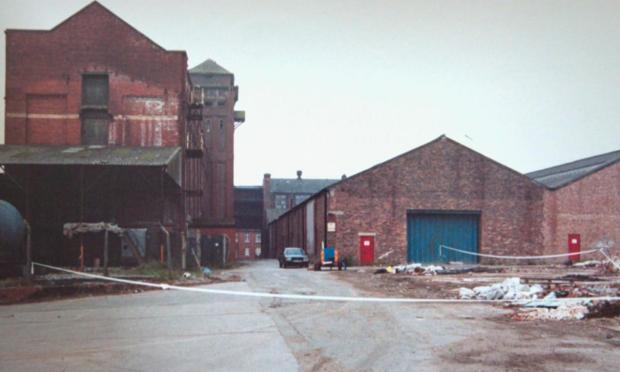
[109,261,204,280]
[0,277,30,288]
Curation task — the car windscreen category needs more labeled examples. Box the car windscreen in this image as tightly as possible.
[284,247,304,255]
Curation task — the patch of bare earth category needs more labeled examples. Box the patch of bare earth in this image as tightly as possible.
[332,265,620,371]
[441,317,620,371]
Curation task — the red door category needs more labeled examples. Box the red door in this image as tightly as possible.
[568,234,581,262]
[359,235,375,265]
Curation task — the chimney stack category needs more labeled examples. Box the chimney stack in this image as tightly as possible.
[296,170,302,180]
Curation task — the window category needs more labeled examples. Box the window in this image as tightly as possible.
[218,120,225,150]
[255,234,261,243]
[82,74,109,107]
[275,194,288,209]
[294,194,310,206]
[245,233,250,243]
[244,248,250,257]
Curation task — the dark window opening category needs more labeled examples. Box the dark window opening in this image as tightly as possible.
[81,110,110,145]
[82,74,109,107]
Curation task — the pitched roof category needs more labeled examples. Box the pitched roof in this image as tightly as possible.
[269,178,339,194]
[0,145,183,185]
[526,149,620,189]
[268,135,543,225]
[189,59,232,75]
[7,2,180,54]
[0,145,181,167]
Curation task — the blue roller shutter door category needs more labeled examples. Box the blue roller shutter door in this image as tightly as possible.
[407,213,479,264]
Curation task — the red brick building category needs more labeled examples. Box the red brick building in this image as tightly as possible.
[528,150,620,258]
[262,171,339,257]
[269,136,619,265]
[0,2,240,268]
[235,230,262,260]
[5,2,189,149]
[188,60,244,253]
[234,186,263,259]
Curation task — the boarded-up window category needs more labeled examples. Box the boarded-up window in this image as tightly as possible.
[81,112,109,145]
[82,75,109,107]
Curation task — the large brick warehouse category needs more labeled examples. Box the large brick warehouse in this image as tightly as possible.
[269,136,620,265]
[0,2,244,270]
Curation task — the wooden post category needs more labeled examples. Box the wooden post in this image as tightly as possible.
[80,243,85,271]
[103,229,109,276]
[166,230,172,278]
[181,232,187,270]
[24,221,32,281]
[80,166,85,270]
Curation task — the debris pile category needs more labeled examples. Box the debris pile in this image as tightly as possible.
[458,277,544,300]
[572,260,601,268]
[513,294,620,320]
[514,303,590,321]
[374,263,445,276]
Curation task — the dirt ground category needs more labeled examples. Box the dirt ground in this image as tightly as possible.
[2,260,620,371]
[334,264,620,300]
[332,263,620,370]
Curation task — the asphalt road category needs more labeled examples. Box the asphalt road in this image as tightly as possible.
[1,260,618,371]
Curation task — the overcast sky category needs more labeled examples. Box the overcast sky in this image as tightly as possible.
[1,0,619,185]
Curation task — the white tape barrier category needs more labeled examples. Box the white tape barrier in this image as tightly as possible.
[33,262,620,304]
[439,245,602,260]
[599,249,620,272]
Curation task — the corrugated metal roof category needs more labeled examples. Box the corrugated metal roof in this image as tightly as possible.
[189,59,231,75]
[270,178,339,194]
[526,149,620,189]
[0,145,181,167]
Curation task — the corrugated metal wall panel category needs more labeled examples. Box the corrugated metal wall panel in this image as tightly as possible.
[407,212,479,263]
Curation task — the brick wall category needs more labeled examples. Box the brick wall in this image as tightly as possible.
[235,229,262,259]
[542,161,620,256]
[2,2,198,266]
[197,74,236,226]
[270,136,547,265]
[5,2,187,147]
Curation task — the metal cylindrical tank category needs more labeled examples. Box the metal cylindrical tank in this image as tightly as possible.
[0,200,26,254]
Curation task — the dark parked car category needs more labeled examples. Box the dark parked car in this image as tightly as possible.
[279,247,310,268]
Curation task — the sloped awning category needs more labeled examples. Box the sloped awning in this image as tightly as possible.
[0,145,182,185]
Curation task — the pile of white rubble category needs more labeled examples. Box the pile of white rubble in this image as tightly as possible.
[458,277,543,300]
[459,277,596,320]
[393,263,445,275]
